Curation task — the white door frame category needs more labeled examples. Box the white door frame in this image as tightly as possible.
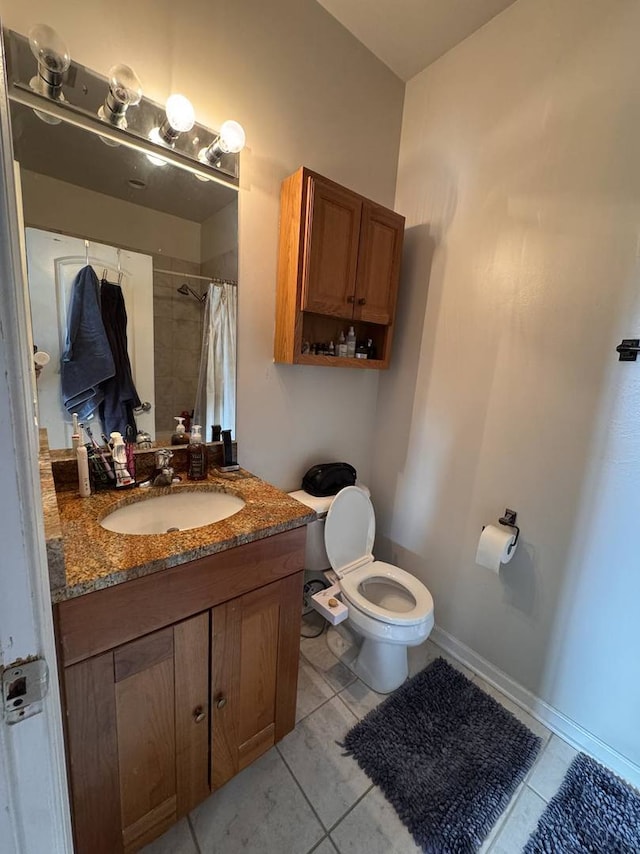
[0,28,73,854]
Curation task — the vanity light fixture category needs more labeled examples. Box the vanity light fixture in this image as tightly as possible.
[199,120,246,166]
[146,94,195,166]
[98,63,143,128]
[28,23,70,99]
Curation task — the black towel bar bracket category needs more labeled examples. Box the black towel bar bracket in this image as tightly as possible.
[498,508,520,554]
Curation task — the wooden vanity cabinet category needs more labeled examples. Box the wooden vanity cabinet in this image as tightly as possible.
[56,528,305,854]
[64,614,210,854]
[274,167,405,369]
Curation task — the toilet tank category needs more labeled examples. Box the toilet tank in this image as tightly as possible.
[288,485,369,572]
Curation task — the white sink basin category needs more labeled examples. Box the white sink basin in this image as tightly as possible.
[100,489,246,535]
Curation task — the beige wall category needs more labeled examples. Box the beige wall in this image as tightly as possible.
[20,170,202,262]
[201,198,238,280]
[372,0,640,770]
[2,0,404,490]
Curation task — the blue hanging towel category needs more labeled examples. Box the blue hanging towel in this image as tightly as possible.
[61,265,115,420]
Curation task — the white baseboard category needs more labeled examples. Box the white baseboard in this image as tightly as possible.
[431,624,640,790]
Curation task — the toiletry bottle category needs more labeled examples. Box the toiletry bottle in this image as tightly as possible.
[337,330,347,358]
[110,431,134,488]
[76,445,91,497]
[367,338,377,360]
[187,424,207,481]
[346,326,357,358]
[355,341,368,359]
[171,416,189,445]
[328,340,335,356]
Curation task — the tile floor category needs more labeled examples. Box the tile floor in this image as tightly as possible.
[143,631,581,854]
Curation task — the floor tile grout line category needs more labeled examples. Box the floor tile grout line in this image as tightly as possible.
[275,741,332,840]
[306,833,329,854]
[186,813,202,854]
[299,650,358,697]
[325,781,375,836]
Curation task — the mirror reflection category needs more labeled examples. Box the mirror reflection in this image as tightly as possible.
[9,99,238,449]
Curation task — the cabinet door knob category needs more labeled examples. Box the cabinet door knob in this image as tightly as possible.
[216,696,227,710]
[346,295,355,303]
[193,706,206,723]
[358,298,366,305]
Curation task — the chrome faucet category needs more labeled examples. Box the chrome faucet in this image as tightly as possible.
[152,448,174,486]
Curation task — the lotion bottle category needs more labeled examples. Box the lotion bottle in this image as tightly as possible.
[187,424,207,481]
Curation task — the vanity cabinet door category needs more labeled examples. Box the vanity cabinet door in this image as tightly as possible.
[211,572,302,789]
[64,612,210,854]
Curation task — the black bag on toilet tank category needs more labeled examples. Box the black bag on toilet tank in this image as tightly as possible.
[301,462,357,497]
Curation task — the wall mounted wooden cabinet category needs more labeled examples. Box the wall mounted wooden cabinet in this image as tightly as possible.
[56,529,305,854]
[274,167,405,370]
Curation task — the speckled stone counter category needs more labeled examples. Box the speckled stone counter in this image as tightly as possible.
[39,433,315,604]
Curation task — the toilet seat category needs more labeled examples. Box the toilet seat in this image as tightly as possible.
[324,487,434,628]
[340,560,434,627]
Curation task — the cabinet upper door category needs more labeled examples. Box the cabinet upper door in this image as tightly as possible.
[302,176,362,318]
[354,203,404,325]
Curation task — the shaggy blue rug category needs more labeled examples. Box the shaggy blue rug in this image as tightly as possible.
[343,657,541,853]
[524,753,640,853]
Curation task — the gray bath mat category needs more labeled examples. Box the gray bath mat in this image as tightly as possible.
[524,752,640,853]
[343,657,541,853]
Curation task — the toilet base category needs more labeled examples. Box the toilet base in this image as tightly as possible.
[326,625,410,694]
[352,637,408,694]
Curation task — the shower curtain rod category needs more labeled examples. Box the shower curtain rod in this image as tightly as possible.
[155,267,237,286]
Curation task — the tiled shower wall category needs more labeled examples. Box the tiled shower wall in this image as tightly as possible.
[152,255,206,436]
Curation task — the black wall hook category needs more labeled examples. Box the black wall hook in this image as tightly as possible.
[498,508,520,554]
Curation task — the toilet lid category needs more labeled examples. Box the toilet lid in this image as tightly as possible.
[324,486,375,575]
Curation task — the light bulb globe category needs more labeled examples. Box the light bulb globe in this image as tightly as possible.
[218,120,246,154]
[165,94,195,133]
[28,24,70,75]
[108,63,142,107]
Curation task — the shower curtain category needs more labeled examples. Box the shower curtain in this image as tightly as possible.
[194,281,237,435]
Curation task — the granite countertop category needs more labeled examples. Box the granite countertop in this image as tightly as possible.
[40,435,315,603]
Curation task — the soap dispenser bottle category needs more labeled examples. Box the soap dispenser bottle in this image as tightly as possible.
[187,424,207,481]
[171,416,189,445]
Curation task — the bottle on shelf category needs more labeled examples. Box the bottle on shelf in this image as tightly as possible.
[337,330,347,358]
[346,326,356,358]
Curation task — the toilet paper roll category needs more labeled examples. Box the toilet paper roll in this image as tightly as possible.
[476,524,517,573]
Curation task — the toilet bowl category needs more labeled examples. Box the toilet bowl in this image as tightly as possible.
[289,485,434,693]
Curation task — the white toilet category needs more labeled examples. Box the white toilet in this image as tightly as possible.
[289,485,434,693]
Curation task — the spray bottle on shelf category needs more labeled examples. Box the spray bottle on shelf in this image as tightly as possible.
[346,326,357,358]
[187,424,207,481]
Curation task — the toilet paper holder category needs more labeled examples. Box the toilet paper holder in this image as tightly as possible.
[497,508,520,553]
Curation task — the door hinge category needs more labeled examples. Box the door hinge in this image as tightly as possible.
[2,657,49,724]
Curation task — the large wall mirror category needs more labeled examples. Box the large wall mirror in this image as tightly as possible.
[9,96,238,450]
